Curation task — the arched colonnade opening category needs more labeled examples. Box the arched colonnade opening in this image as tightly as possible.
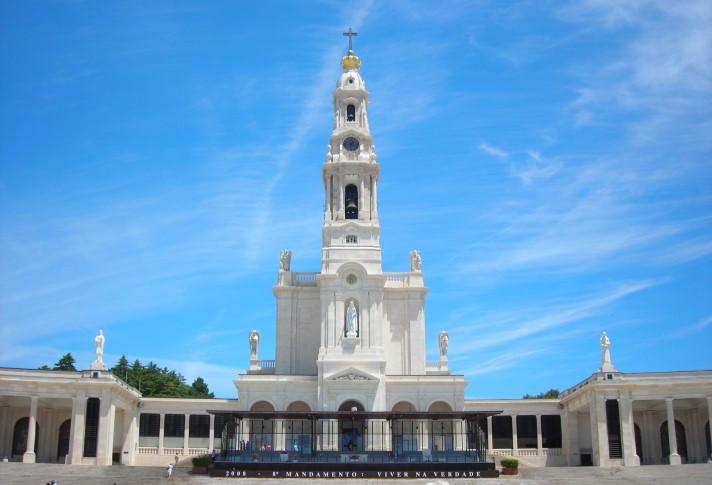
[12,417,39,457]
[660,420,688,464]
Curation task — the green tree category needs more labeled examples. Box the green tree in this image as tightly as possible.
[53,353,77,371]
[191,377,214,398]
[111,355,130,381]
[38,364,51,370]
[523,388,560,399]
[46,353,215,399]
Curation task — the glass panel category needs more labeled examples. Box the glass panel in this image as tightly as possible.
[516,415,537,448]
[492,416,513,449]
[164,414,185,438]
[541,415,562,448]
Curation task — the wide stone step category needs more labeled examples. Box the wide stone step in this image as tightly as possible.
[0,462,213,485]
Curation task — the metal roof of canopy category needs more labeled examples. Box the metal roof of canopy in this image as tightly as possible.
[205,410,502,420]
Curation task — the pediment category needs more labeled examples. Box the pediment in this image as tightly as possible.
[328,368,377,382]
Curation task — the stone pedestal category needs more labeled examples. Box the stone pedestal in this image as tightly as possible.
[90,360,108,371]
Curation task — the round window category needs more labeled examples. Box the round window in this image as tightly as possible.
[346,274,358,285]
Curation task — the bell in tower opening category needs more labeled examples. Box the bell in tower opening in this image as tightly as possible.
[345,184,358,219]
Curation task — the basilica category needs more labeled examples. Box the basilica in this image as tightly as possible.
[1,36,711,476]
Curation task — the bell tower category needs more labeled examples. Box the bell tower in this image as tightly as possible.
[321,33,381,276]
[317,31,388,411]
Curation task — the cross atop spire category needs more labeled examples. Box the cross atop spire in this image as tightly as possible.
[343,27,358,51]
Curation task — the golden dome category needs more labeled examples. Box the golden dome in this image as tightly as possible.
[341,50,361,71]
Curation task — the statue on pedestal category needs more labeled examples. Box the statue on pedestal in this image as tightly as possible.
[439,331,449,358]
[90,329,108,371]
[279,250,292,272]
[409,250,422,272]
[249,330,259,360]
[599,331,616,372]
[345,301,359,338]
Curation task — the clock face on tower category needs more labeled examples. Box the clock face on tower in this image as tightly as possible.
[343,136,360,152]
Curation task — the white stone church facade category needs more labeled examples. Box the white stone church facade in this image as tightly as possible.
[1,44,711,471]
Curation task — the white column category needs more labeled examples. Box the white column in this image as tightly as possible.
[511,415,518,452]
[208,414,215,453]
[666,398,681,465]
[183,413,190,456]
[706,397,712,463]
[22,396,38,463]
[619,394,639,466]
[158,413,165,455]
[122,409,137,465]
[536,414,543,455]
[419,419,430,451]
[453,419,466,451]
[562,410,575,465]
[96,398,115,466]
[592,394,610,466]
[486,416,493,456]
[68,394,86,464]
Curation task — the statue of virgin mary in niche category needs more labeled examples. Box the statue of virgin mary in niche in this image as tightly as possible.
[345,300,359,338]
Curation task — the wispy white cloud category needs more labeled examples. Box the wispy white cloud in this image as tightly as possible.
[509,150,562,185]
[0,2,376,352]
[561,0,712,146]
[460,348,547,376]
[449,279,659,355]
[652,315,712,343]
[479,142,509,159]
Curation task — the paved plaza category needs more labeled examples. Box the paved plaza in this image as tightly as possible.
[1,463,711,485]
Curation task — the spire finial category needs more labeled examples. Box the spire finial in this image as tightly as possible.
[340,28,361,71]
[343,27,358,52]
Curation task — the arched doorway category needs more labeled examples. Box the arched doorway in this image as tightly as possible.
[286,401,312,453]
[12,417,39,457]
[338,400,364,452]
[57,419,71,462]
[392,401,418,453]
[634,423,643,464]
[660,420,688,463]
[249,401,275,451]
[429,401,454,452]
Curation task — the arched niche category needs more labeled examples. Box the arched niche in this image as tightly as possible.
[250,401,275,412]
[286,401,311,412]
[338,400,365,453]
[344,298,359,338]
[428,401,453,412]
[392,401,417,412]
[249,401,275,451]
[285,401,312,452]
[338,399,365,412]
[428,401,454,452]
[392,401,419,453]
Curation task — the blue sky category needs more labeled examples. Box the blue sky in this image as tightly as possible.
[1,1,710,399]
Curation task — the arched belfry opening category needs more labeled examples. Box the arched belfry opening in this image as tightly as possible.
[345,184,358,219]
[346,104,356,122]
